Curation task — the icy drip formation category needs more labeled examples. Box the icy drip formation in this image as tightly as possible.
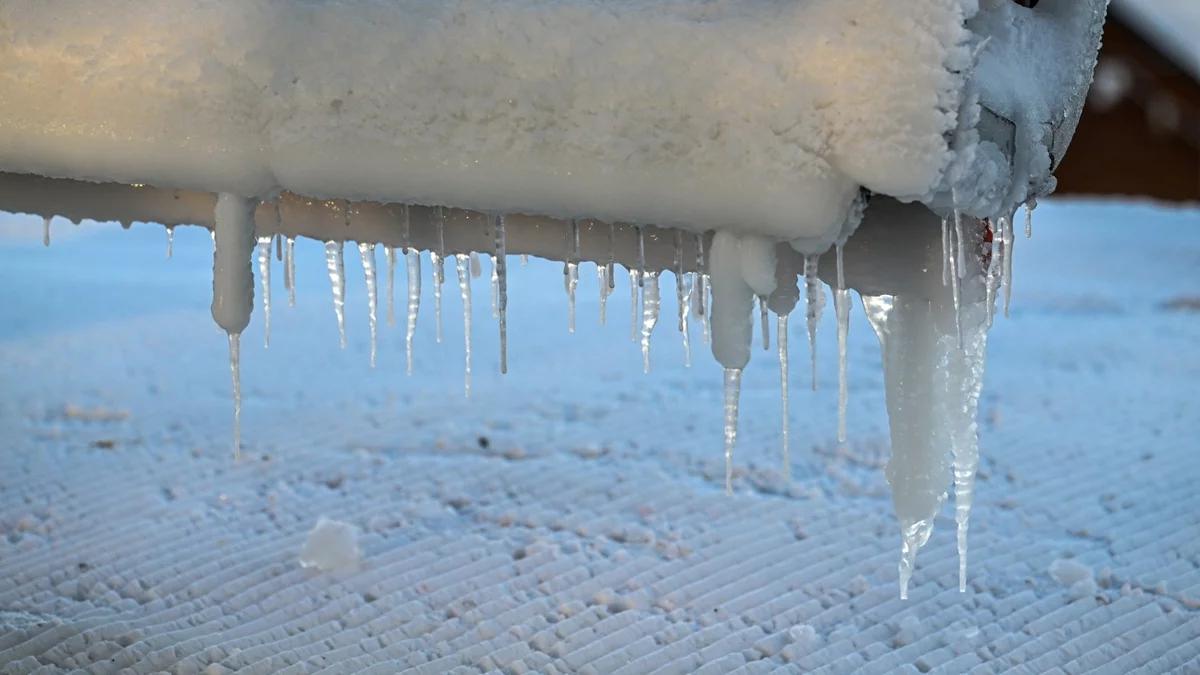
[627,269,640,343]
[210,193,256,459]
[565,220,580,334]
[596,265,610,325]
[778,313,790,482]
[431,212,445,344]
[674,232,692,368]
[385,246,396,326]
[324,241,347,349]
[722,368,742,496]
[284,237,296,307]
[455,254,473,398]
[835,245,851,445]
[640,272,661,374]
[165,226,175,259]
[804,256,825,391]
[494,215,508,375]
[256,236,272,348]
[405,250,421,375]
[358,242,378,368]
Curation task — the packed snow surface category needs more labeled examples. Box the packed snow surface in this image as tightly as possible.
[1,200,1198,672]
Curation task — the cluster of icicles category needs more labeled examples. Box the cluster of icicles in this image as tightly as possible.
[139,192,1033,599]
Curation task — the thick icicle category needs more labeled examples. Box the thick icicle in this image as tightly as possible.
[285,237,296,307]
[1002,214,1015,317]
[835,245,850,444]
[640,271,661,373]
[405,250,421,375]
[386,246,396,327]
[42,216,50,247]
[166,226,174,259]
[325,241,347,349]
[359,242,378,368]
[211,193,256,460]
[778,313,790,481]
[565,219,580,334]
[628,267,640,342]
[597,264,610,325]
[432,209,446,344]
[257,236,272,348]
[495,215,508,374]
[455,254,472,398]
[759,296,770,351]
[723,368,742,495]
[804,255,824,391]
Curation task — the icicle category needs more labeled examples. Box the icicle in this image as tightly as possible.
[325,241,347,349]
[723,368,742,495]
[405,250,421,375]
[490,254,500,319]
[166,226,175,259]
[674,231,691,368]
[495,215,508,374]
[42,216,50,247]
[759,296,770,351]
[629,268,640,342]
[520,254,529,267]
[385,246,396,326]
[940,217,950,286]
[455,254,472,398]
[1024,198,1036,239]
[470,252,482,278]
[597,264,610,325]
[229,332,242,461]
[432,208,446,344]
[211,193,256,460]
[565,219,579,334]
[636,226,646,287]
[285,237,296,307]
[640,271,660,373]
[704,274,713,346]
[606,223,616,291]
[835,245,851,444]
[1002,214,1015,317]
[257,236,272,348]
[778,313,790,481]
[804,255,824,391]
[275,232,283,262]
[697,233,710,345]
[948,218,964,349]
[359,242,378,368]
[400,204,412,253]
[899,520,934,600]
[984,223,1000,327]
[953,209,966,280]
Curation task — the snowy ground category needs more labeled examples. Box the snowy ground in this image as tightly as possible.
[0,200,1198,674]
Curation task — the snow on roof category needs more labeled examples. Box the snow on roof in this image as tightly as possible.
[1112,0,1200,81]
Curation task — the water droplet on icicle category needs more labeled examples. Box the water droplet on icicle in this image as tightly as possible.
[640,271,660,373]
[325,241,347,349]
[804,255,824,391]
[42,216,51,247]
[835,245,851,444]
[405,250,421,376]
[778,313,790,481]
[455,254,472,398]
[257,236,273,348]
[359,242,378,368]
[494,214,508,375]
[166,226,175,259]
[285,237,296,307]
[723,367,742,495]
[385,246,397,327]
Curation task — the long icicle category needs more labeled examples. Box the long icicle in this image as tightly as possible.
[696,233,710,345]
[640,271,660,373]
[984,221,1000,327]
[941,217,950,286]
[1024,198,1036,239]
[674,231,691,367]
[432,208,446,344]
[257,236,272,348]
[1002,214,1015,317]
[948,215,964,349]
[606,223,616,291]
[835,244,851,444]
[778,313,790,481]
[759,296,770,351]
[455,254,472,398]
[723,368,743,495]
[285,237,296,307]
[359,242,378,368]
[566,219,579,334]
[386,246,396,326]
[405,250,421,375]
[212,194,255,461]
[325,240,346,349]
[42,216,50,247]
[229,333,242,461]
[597,264,610,325]
[495,214,508,374]
[804,255,824,391]
[629,267,640,342]
[490,254,500,319]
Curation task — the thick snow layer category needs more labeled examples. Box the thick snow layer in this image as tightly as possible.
[1,200,1198,672]
[0,0,978,241]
